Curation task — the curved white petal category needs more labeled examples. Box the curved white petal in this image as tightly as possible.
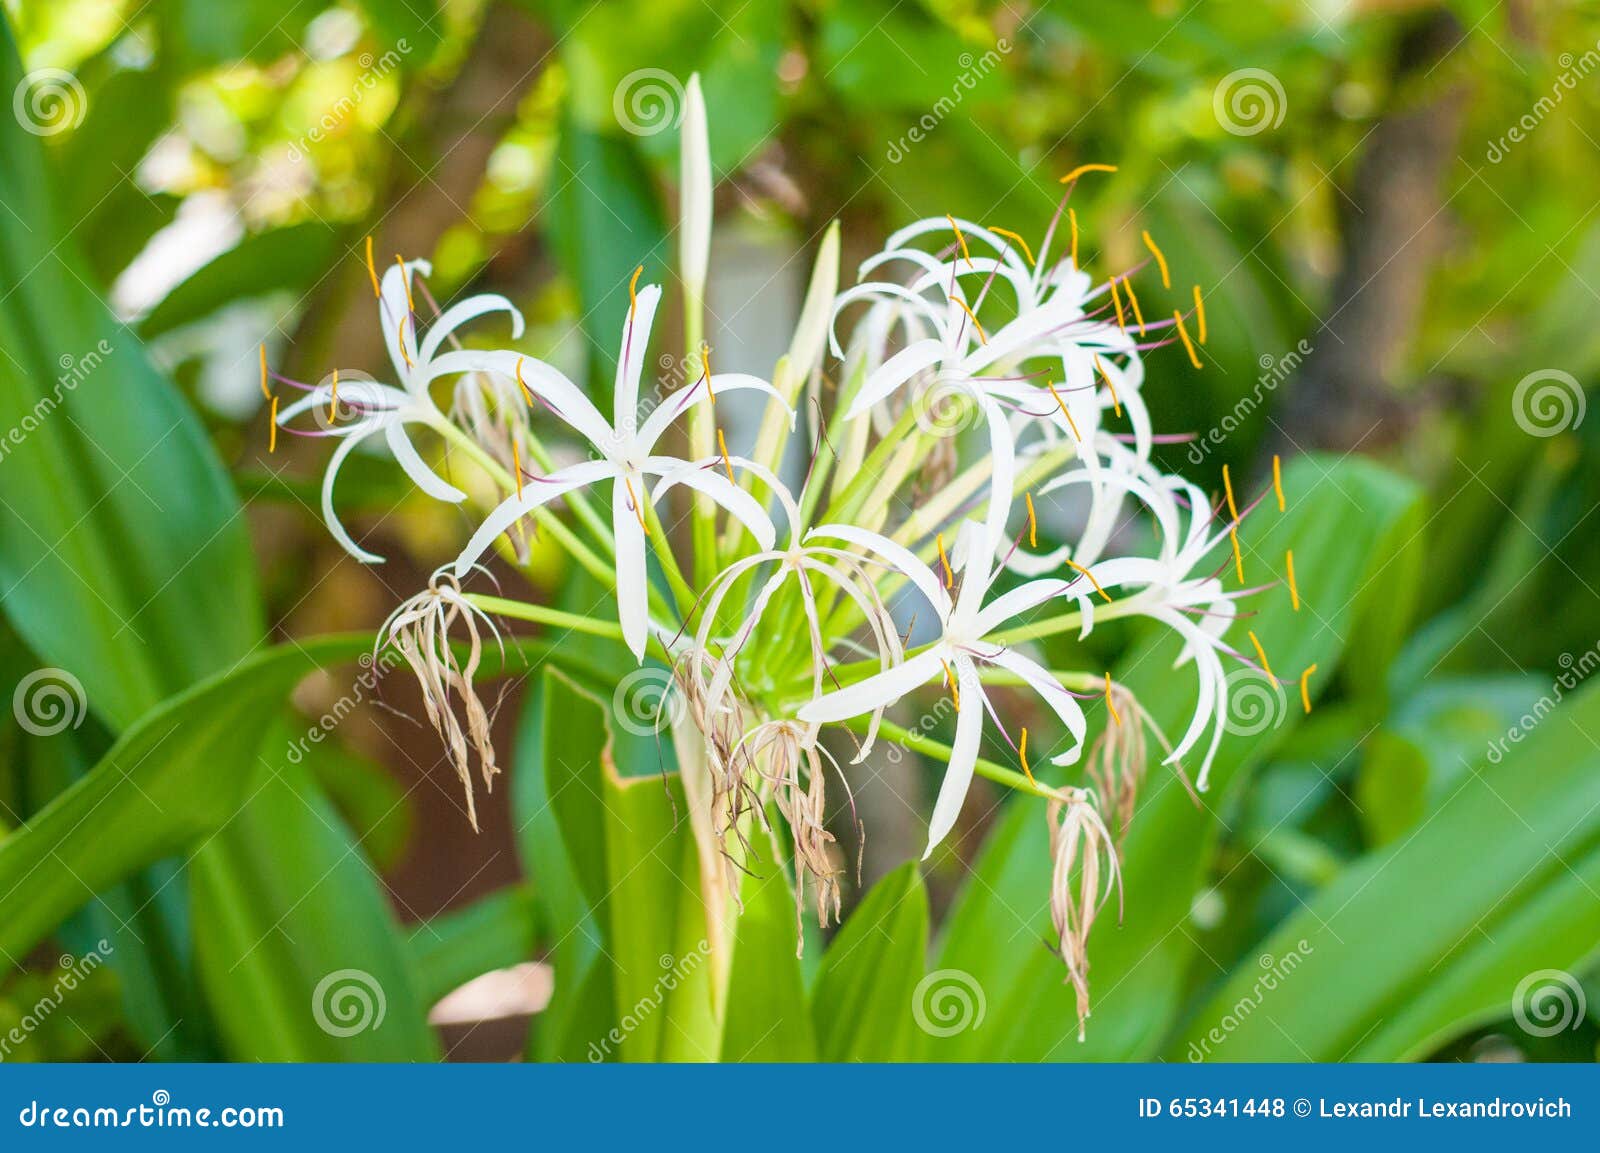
[635,371,792,453]
[418,293,525,364]
[615,283,661,435]
[452,459,616,577]
[647,457,776,550]
[386,419,466,503]
[805,523,951,622]
[797,648,947,725]
[845,339,946,419]
[379,257,430,383]
[613,484,650,662]
[426,349,615,451]
[981,647,1086,765]
[321,423,389,564]
[924,656,984,857]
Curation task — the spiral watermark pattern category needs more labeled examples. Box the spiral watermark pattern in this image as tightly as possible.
[613,69,684,136]
[1511,369,1586,437]
[1213,68,1286,136]
[1512,969,1585,1037]
[612,666,686,737]
[912,376,981,439]
[1223,666,1288,737]
[13,667,87,736]
[13,68,87,136]
[911,968,986,1037]
[311,968,387,1037]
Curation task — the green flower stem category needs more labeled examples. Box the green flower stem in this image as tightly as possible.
[684,295,718,586]
[843,715,1064,803]
[464,593,625,641]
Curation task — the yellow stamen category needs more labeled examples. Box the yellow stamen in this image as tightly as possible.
[511,437,524,500]
[1025,491,1038,548]
[1059,163,1118,184]
[952,297,987,344]
[1300,665,1318,714]
[394,255,414,312]
[268,395,278,453]
[623,474,650,537]
[1272,453,1285,512]
[941,660,961,709]
[1108,276,1127,330]
[1222,464,1244,583]
[1123,276,1146,334]
[1192,284,1207,343]
[701,342,714,399]
[1142,230,1171,288]
[937,532,954,589]
[515,356,534,406]
[1105,672,1122,726]
[946,213,972,265]
[1173,309,1203,369]
[397,316,413,368]
[1046,382,1082,442]
[1065,558,1112,603]
[328,368,338,423]
[1019,727,1037,786]
[1094,354,1121,417]
[627,264,643,320]
[1286,549,1300,611]
[717,427,735,482]
[258,343,269,400]
[1247,630,1276,682]
[988,226,1035,267]
[363,237,379,299]
[1068,208,1079,268]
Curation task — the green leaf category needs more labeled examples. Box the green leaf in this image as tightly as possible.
[1176,679,1600,1061]
[719,844,815,1062]
[811,862,929,1061]
[409,884,539,1006]
[925,454,1424,1060]
[0,18,262,731]
[190,718,438,1062]
[0,636,367,961]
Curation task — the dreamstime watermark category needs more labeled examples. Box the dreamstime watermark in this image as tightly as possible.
[1185,938,1314,1060]
[1511,368,1586,438]
[17,1091,283,1130]
[11,667,87,737]
[614,68,684,136]
[0,340,113,464]
[611,665,687,737]
[286,43,411,162]
[311,968,386,1037]
[285,647,405,764]
[1186,339,1311,464]
[12,67,86,136]
[587,940,712,1060]
[1213,68,1286,136]
[1486,640,1600,764]
[912,968,986,1036]
[1512,969,1586,1038]
[885,40,1012,163]
[0,941,113,1062]
[1222,666,1289,738]
[1486,40,1600,164]
[912,375,983,440]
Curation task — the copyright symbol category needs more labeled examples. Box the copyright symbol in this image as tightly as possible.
[1293,1098,1311,1117]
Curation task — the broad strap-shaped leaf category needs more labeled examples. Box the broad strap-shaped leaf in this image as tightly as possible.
[925,455,1423,1059]
[1176,679,1600,1061]
[408,884,539,1006]
[811,861,930,1061]
[0,636,366,960]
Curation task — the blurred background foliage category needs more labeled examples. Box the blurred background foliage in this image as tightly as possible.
[2,0,1599,1062]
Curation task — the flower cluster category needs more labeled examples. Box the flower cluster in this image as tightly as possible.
[266,78,1285,1036]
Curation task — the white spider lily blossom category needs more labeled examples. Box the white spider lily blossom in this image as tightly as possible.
[450,282,793,660]
[276,257,524,562]
[797,519,1088,856]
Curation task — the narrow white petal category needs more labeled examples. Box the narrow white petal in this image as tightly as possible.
[452,461,615,577]
[379,258,430,383]
[924,658,984,857]
[386,419,466,503]
[647,457,775,549]
[982,647,1087,764]
[418,293,525,363]
[426,349,615,450]
[845,339,946,419]
[796,648,946,724]
[804,523,951,621]
[322,426,387,564]
[613,484,650,661]
[614,283,661,434]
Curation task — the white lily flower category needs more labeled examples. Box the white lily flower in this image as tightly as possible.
[451,282,793,660]
[276,257,524,562]
[797,519,1088,857]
